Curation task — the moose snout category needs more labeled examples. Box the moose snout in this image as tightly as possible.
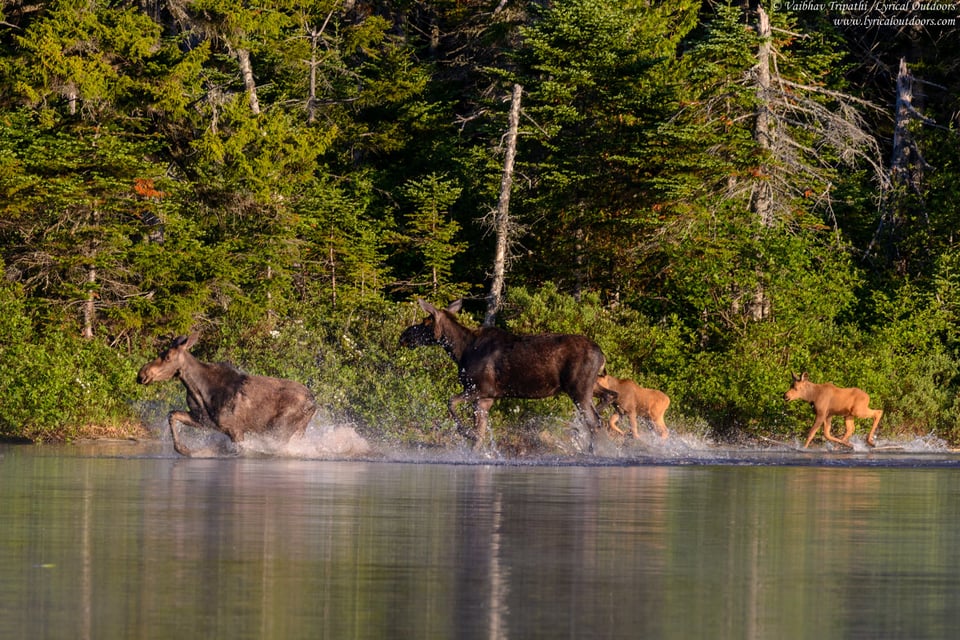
[136,365,154,385]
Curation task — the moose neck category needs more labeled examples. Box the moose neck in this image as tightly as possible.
[176,353,217,410]
[437,315,477,364]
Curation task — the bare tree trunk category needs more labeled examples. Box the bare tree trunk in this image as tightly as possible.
[307,29,319,123]
[329,242,337,308]
[484,83,522,327]
[235,47,261,115]
[306,9,335,124]
[866,57,936,266]
[82,266,95,339]
[752,5,774,227]
[890,58,929,191]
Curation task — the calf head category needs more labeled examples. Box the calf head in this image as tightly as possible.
[399,299,463,348]
[137,333,199,384]
[783,372,810,402]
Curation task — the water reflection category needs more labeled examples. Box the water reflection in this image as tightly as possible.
[2,443,960,639]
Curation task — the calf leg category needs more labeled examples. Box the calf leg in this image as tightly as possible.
[821,415,854,449]
[608,411,627,436]
[652,416,669,439]
[841,416,856,444]
[627,411,641,439]
[866,409,883,447]
[803,416,824,448]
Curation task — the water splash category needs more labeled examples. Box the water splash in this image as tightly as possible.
[134,398,957,465]
[242,421,372,458]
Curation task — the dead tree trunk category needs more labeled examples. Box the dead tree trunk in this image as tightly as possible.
[890,58,930,191]
[751,5,774,228]
[306,9,335,124]
[867,58,935,263]
[234,47,261,115]
[82,266,96,339]
[307,29,319,123]
[484,84,522,327]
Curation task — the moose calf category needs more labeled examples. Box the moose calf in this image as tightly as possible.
[784,372,883,448]
[594,374,670,439]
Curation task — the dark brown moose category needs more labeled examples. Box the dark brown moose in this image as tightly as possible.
[137,333,317,456]
[399,299,611,451]
[784,372,883,448]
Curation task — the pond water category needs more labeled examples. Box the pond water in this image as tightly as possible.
[3,438,960,639]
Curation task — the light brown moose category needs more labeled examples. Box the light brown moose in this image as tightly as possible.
[594,374,670,439]
[137,333,317,456]
[784,372,883,448]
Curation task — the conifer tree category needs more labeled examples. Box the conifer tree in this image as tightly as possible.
[396,172,466,299]
[511,0,699,296]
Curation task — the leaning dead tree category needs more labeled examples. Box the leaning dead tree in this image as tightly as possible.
[483,83,523,327]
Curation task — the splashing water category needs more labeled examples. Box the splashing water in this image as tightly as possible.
[135,399,956,465]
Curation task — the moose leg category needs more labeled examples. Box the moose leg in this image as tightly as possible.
[571,400,598,454]
[449,392,479,441]
[608,411,627,436]
[627,411,641,439]
[594,385,618,414]
[841,416,856,444]
[168,410,200,456]
[473,397,495,450]
[272,401,317,442]
[866,409,883,447]
[821,415,854,449]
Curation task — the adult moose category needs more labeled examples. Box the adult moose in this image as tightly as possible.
[784,372,883,448]
[399,299,612,452]
[137,333,317,456]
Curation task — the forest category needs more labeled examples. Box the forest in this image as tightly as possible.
[2,0,960,448]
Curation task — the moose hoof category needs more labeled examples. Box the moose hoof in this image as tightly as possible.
[456,426,478,443]
[570,428,593,454]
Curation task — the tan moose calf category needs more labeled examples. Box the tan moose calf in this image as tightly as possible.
[594,374,670,439]
[784,372,883,448]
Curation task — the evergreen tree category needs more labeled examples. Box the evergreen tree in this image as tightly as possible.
[511,0,699,296]
[394,172,467,299]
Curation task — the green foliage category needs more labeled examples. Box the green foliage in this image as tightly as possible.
[0,291,141,440]
[393,172,468,299]
[2,0,960,447]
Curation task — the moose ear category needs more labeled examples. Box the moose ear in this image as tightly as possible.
[447,299,463,314]
[184,332,200,350]
[791,372,800,382]
[800,372,809,381]
[418,299,438,315]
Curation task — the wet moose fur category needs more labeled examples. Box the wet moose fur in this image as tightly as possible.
[784,372,883,448]
[399,299,611,451]
[594,374,670,439]
[137,333,317,456]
